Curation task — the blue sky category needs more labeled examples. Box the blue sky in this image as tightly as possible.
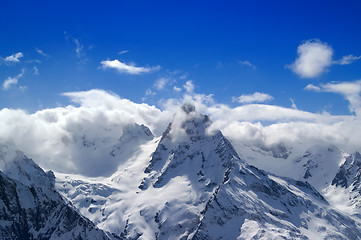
[1,0,361,115]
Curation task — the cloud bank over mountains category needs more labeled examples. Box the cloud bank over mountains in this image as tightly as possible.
[1,87,361,176]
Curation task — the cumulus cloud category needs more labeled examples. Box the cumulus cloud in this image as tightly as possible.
[2,69,25,90]
[306,80,361,115]
[239,60,256,69]
[101,59,160,75]
[0,89,170,176]
[288,40,333,78]
[3,52,23,63]
[233,92,274,104]
[289,40,361,78]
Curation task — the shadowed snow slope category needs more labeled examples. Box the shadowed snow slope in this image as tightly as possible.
[324,152,361,215]
[54,105,361,239]
[0,144,113,240]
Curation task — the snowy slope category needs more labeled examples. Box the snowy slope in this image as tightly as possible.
[54,105,361,239]
[0,144,113,240]
[191,162,360,239]
[233,142,347,191]
[324,152,361,215]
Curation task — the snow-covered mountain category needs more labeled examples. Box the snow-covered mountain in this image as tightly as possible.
[322,151,361,215]
[51,104,361,239]
[0,144,113,239]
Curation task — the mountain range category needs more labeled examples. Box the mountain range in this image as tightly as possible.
[1,104,361,239]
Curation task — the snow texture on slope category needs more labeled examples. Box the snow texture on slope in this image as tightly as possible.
[325,152,361,213]
[0,143,113,240]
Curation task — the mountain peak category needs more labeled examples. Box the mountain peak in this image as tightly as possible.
[331,151,361,188]
[181,103,196,114]
[161,104,212,144]
[0,144,55,188]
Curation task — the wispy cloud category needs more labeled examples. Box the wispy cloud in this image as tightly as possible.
[100,59,160,75]
[288,39,361,78]
[145,88,156,96]
[239,60,256,69]
[233,92,274,104]
[35,48,50,57]
[2,69,25,90]
[333,54,361,65]
[154,77,169,90]
[64,32,86,59]
[3,52,23,63]
[290,98,297,109]
[305,80,361,115]
[118,50,128,55]
[33,66,39,75]
[73,38,84,58]
[179,73,188,80]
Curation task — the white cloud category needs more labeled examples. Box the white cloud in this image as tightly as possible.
[101,59,160,75]
[73,38,83,58]
[64,32,85,59]
[173,86,181,92]
[183,81,194,93]
[289,40,361,78]
[179,73,188,80]
[33,66,39,75]
[154,77,168,90]
[233,92,274,104]
[290,98,297,109]
[288,40,333,78]
[3,52,23,63]
[2,77,18,90]
[307,80,361,116]
[2,88,361,178]
[19,86,27,92]
[145,88,155,96]
[2,69,25,90]
[239,60,256,69]
[334,54,361,65]
[35,48,50,57]
[0,89,169,176]
[304,84,322,92]
[118,50,128,55]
